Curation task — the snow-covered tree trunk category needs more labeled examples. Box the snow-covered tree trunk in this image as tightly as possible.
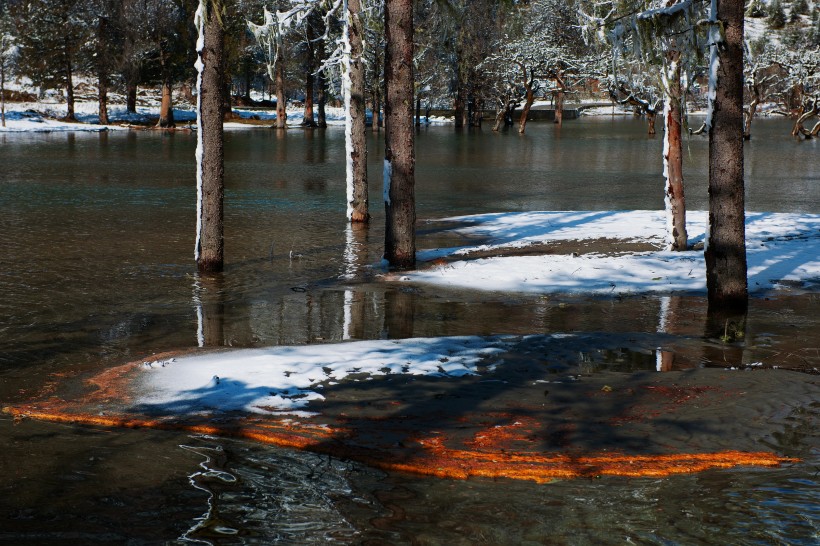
[384,0,415,269]
[663,56,687,251]
[705,0,747,310]
[195,0,225,273]
[344,0,369,223]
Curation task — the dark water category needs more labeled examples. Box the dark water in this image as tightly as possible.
[0,118,818,544]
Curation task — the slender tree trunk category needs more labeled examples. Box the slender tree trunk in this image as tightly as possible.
[275,45,286,129]
[1,64,6,127]
[454,65,465,128]
[65,62,76,121]
[647,110,657,134]
[415,94,421,127]
[346,0,369,223]
[195,0,225,273]
[158,79,175,128]
[317,69,327,128]
[664,60,687,251]
[706,0,747,310]
[98,74,109,125]
[384,0,415,269]
[554,75,565,125]
[518,83,534,134]
[743,96,758,139]
[371,46,381,132]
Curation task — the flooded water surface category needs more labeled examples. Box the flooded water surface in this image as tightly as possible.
[1,118,818,544]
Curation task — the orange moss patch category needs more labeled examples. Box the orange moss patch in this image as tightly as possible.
[3,404,798,484]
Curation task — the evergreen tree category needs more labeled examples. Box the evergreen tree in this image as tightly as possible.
[767,0,787,29]
[792,0,809,17]
[12,0,90,120]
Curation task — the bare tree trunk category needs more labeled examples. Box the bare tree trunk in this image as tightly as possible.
[706,0,747,311]
[743,96,758,140]
[384,0,415,269]
[65,62,76,121]
[195,0,225,273]
[454,63,465,128]
[1,63,6,127]
[518,84,534,134]
[415,94,421,127]
[302,70,316,126]
[126,81,137,113]
[664,61,688,252]
[158,79,175,128]
[98,74,109,125]
[346,0,369,223]
[371,45,381,132]
[317,70,327,128]
[275,47,286,129]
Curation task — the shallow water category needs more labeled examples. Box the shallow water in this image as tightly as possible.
[0,117,818,543]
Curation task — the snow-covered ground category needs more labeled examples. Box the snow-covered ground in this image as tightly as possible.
[404,210,820,295]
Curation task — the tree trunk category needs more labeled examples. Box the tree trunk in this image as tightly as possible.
[317,69,327,128]
[705,0,747,311]
[384,0,416,269]
[126,81,137,113]
[454,71,465,129]
[346,0,369,223]
[415,94,421,127]
[195,0,225,274]
[65,62,76,121]
[275,46,286,129]
[1,63,6,127]
[647,110,657,134]
[554,74,565,125]
[371,46,381,132]
[98,74,109,125]
[743,97,758,140]
[302,70,316,126]
[518,85,534,134]
[663,61,688,252]
[158,79,175,128]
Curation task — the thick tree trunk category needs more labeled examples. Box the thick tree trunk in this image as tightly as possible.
[384,0,416,269]
[98,74,109,125]
[664,62,688,252]
[705,0,747,311]
[346,0,369,223]
[158,79,175,128]
[275,47,286,129]
[195,0,225,273]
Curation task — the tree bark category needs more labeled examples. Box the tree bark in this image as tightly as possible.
[1,61,6,127]
[370,45,381,132]
[65,61,76,121]
[518,82,534,134]
[195,0,225,273]
[705,0,747,310]
[664,59,688,252]
[126,82,137,113]
[384,0,416,269]
[158,79,175,128]
[317,69,327,128]
[98,74,109,125]
[302,70,316,126]
[275,46,286,129]
[346,0,369,223]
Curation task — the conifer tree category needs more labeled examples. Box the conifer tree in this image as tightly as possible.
[767,0,787,29]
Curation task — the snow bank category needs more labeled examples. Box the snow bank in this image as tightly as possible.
[135,336,513,415]
[408,211,820,295]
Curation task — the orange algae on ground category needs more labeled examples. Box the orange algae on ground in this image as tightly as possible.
[2,403,797,484]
